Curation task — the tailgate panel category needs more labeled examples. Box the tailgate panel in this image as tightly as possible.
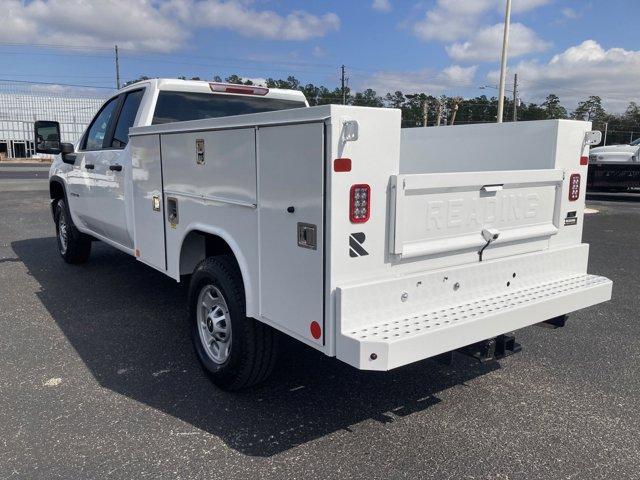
[391,169,563,259]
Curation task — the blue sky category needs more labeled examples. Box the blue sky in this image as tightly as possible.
[3,0,640,111]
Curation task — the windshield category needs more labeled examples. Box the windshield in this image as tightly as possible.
[630,138,640,146]
[152,91,307,125]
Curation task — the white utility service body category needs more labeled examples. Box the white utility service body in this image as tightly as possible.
[128,106,612,371]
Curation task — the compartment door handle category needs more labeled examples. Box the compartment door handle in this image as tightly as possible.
[481,184,503,193]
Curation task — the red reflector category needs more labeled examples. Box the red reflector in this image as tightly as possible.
[209,82,269,96]
[350,184,370,223]
[569,173,581,201]
[580,156,589,165]
[310,321,322,339]
[334,158,352,172]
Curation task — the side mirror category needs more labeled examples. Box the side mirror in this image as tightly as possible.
[34,120,62,154]
[60,142,76,165]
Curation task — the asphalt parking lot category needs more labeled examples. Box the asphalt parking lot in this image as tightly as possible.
[1,174,639,479]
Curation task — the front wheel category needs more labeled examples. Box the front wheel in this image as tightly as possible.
[189,255,278,390]
[54,198,92,264]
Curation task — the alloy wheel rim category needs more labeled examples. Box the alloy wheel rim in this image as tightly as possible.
[197,284,232,364]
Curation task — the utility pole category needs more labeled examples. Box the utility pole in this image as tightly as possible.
[497,0,512,123]
[512,73,518,122]
[422,99,428,127]
[603,122,608,145]
[340,65,346,105]
[450,98,461,125]
[115,45,121,90]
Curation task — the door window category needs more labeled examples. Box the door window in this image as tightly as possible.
[111,89,145,149]
[83,96,119,151]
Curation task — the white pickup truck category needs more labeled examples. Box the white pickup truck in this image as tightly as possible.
[36,79,612,390]
[588,139,640,190]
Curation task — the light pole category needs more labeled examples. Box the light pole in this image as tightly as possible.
[496,0,511,123]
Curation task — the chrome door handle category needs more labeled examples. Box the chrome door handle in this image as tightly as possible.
[481,184,503,193]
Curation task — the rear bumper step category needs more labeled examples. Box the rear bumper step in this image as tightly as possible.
[337,274,612,371]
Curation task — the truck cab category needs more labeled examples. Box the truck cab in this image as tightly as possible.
[43,79,308,255]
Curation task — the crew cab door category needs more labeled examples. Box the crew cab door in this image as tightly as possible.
[74,89,144,248]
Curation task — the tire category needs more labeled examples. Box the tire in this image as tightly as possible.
[189,255,278,390]
[54,198,92,264]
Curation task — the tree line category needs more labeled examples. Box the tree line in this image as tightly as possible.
[126,74,640,145]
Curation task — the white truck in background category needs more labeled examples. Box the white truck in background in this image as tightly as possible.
[37,79,612,390]
[588,139,640,190]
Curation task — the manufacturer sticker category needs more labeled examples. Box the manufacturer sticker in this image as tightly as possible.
[349,232,368,257]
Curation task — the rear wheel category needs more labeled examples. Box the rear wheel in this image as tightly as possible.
[189,255,278,390]
[54,198,92,264]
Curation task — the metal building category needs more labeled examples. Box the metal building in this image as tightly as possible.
[0,81,111,159]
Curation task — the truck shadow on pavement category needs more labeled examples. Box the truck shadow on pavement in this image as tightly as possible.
[13,237,500,457]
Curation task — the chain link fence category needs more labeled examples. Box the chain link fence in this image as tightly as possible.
[0,81,112,159]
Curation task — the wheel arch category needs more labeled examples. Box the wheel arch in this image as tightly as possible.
[49,176,67,217]
[177,225,255,314]
[49,176,66,200]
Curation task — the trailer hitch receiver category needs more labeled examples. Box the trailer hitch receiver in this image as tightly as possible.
[458,333,522,362]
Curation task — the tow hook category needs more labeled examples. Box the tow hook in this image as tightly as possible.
[457,333,522,362]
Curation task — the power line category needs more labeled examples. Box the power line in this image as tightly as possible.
[0,41,115,50]
[0,78,114,90]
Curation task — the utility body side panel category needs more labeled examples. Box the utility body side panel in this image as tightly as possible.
[130,106,332,351]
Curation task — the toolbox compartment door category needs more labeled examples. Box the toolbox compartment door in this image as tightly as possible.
[257,122,325,344]
[390,169,563,260]
[131,134,167,271]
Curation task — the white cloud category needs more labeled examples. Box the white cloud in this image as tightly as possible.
[312,46,327,58]
[168,1,340,41]
[372,0,392,12]
[487,40,640,112]
[412,0,551,42]
[2,0,340,53]
[413,0,494,42]
[510,0,552,13]
[561,7,580,19]
[446,22,550,62]
[241,76,268,86]
[365,65,478,95]
[2,0,185,52]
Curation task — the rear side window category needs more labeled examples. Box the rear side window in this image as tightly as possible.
[84,96,119,150]
[152,91,306,125]
[111,89,144,148]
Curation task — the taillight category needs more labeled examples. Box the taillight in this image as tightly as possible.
[350,184,370,223]
[580,156,589,165]
[569,174,580,201]
[209,82,269,96]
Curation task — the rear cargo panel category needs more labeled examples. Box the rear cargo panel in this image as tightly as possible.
[390,169,563,260]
